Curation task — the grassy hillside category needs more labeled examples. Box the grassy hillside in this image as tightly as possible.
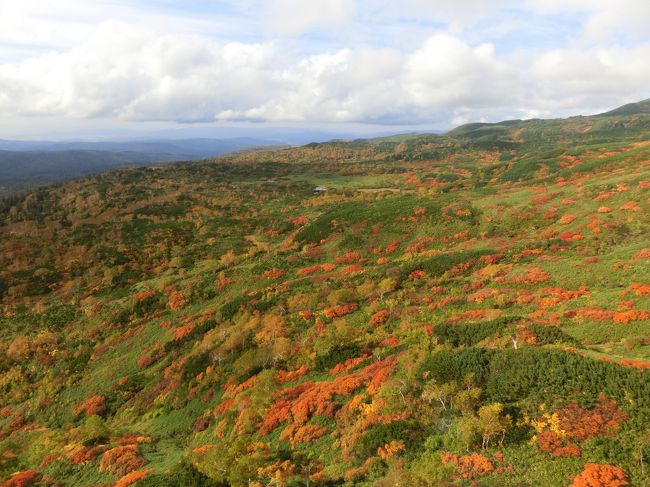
[0,107,649,486]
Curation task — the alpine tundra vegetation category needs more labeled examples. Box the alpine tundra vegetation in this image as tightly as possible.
[1,102,650,486]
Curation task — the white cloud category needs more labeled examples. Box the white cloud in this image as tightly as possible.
[403,35,518,110]
[530,44,650,114]
[1,20,649,128]
[1,1,650,134]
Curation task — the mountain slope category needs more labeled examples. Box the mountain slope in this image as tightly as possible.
[0,105,649,487]
[598,98,650,116]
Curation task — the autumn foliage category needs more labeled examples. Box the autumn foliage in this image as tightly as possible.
[259,358,395,436]
[72,395,106,417]
[440,451,511,482]
[0,102,649,487]
[114,468,155,487]
[0,471,39,487]
[571,463,628,487]
[532,395,628,458]
[99,446,148,477]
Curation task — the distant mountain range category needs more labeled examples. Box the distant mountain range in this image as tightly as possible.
[2,98,648,197]
[0,137,284,157]
[0,137,285,195]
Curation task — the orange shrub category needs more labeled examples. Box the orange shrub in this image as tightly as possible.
[513,266,551,285]
[626,283,650,297]
[559,231,584,241]
[377,440,405,460]
[298,265,322,276]
[618,359,650,370]
[448,309,501,323]
[263,268,285,280]
[324,303,358,319]
[382,336,399,347]
[260,358,395,435]
[114,468,154,487]
[480,253,505,265]
[560,395,628,442]
[558,214,576,224]
[619,201,640,212]
[134,290,156,302]
[633,248,650,259]
[116,435,152,446]
[571,463,627,487]
[291,216,308,226]
[137,346,163,368]
[167,290,187,311]
[342,264,363,274]
[170,321,197,340]
[613,310,650,324]
[298,310,314,320]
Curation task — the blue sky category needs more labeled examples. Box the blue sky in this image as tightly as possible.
[1,0,649,139]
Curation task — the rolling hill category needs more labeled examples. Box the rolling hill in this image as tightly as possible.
[0,101,649,487]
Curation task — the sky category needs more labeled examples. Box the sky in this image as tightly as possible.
[1,0,650,140]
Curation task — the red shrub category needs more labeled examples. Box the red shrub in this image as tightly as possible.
[274,365,308,383]
[68,444,107,464]
[99,446,148,477]
[369,309,390,327]
[72,395,106,417]
[409,269,426,280]
[260,358,395,435]
[385,241,400,254]
[441,452,496,482]
[298,265,322,276]
[336,251,361,264]
[0,470,39,487]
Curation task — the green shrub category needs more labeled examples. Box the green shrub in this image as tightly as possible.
[138,460,226,487]
[433,316,521,346]
[314,344,361,371]
[356,420,424,458]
